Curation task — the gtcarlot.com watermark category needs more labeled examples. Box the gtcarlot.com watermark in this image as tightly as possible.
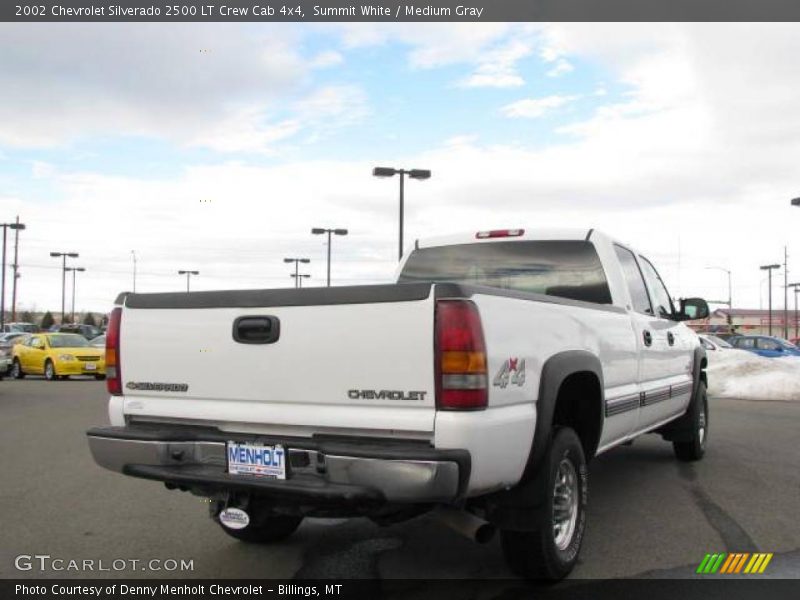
[14,554,194,572]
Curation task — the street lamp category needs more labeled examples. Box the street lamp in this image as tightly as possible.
[64,267,86,324]
[372,166,431,260]
[760,264,781,336]
[290,273,310,288]
[1,221,26,329]
[283,258,310,288]
[50,251,79,324]
[131,250,137,293]
[706,267,733,335]
[178,270,199,292]
[789,283,800,340]
[311,228,348,287]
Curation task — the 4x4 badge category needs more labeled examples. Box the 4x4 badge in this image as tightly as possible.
[493,358,526,388]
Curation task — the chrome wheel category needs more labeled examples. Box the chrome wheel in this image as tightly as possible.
[553,458,579,551]
[45,361,55,380]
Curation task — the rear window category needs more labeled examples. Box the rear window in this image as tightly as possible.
[398,240,612,304]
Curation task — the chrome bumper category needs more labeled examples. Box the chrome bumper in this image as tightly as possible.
[87,431,464,503]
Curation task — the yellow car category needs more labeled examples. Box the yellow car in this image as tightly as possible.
[11,333,106,380]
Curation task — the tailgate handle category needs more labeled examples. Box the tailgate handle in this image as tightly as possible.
[233,316,280,344]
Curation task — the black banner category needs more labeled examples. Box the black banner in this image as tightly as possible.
[3,0,800,22]
[4,579,800,600]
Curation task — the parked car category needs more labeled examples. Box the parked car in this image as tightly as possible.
[1,322,38,333]
[11,333,106,380]
[88,228,710,581]
[0,332,28,345]
[698,334,735,352]
[0,344,11,377]
[57,323,103,340]
[728,335,800,357]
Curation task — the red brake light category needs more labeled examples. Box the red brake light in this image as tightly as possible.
[435,300,488,410]
[106,307,122,395]
[476,229,524,239]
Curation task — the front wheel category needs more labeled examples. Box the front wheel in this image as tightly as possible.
[44,360,57,381]
[501,427,588,581]
[94,374,106,380]
[673,381,708,462]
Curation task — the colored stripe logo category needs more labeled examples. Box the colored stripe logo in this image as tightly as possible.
[696,552,773,574]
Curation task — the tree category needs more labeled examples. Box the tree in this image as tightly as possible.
[40,311,55,330]
[83,312,97,326]
[20,310,34,324]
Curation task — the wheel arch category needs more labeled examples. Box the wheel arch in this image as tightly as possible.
[528,350,605,475]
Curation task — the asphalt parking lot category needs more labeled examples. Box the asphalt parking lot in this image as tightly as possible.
[1,378,798,582]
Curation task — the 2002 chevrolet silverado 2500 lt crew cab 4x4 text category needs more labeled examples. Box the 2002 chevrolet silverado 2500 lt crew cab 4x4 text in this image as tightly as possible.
[87,228,710,580]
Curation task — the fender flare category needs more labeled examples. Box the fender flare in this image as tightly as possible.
[483,350,604,530]
[526,350,605,479]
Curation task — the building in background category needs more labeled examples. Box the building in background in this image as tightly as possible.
[687,308,799,338]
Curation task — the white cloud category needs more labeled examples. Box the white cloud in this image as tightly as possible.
[547,59,574,77]
[501,95,580,119]
[310,50,343,68]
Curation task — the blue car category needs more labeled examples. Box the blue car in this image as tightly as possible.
[728,335,800,357]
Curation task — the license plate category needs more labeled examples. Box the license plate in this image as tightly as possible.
[84,362,97,371]
[227,442,286,479]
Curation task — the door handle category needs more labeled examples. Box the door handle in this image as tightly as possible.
[643,330,653,347]
[233,316,280,344]
[667,332,675,346]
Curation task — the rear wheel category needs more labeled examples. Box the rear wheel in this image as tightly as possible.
[501,427,588,581]
[44,360,57,381]
[11,359,24,379]
[218,514,303,543]
[673,381,708,462]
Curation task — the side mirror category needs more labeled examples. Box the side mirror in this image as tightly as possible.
[675,297,710,321]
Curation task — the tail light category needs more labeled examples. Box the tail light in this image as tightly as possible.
[435,300,488,410]
[106,307,122,395]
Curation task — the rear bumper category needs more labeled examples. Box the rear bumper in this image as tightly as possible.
[86,426,469,506]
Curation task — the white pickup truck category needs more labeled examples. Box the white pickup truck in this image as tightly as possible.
[88,228,709,580]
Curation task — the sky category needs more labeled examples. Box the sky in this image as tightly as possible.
[1,22,799,316]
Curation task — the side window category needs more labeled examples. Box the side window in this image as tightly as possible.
[756,338,779,350]
[30,337,43,349]
[738,338,755,349]
[614,245,652,314]
[639,256,675,319]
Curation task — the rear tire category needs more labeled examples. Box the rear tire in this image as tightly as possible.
[673,381,708,462]
[219,514,303,543]
[501,427,588,581]
[44,360,57,381]
[11,359,24,379]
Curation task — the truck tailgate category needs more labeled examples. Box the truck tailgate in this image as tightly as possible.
[118,285,437,439]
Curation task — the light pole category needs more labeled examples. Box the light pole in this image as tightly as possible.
[65,267,86,324]
[290,273,310,288]
[706,267,733,335]
[372,166,431,260]
[760,264,780,336]
[1,221,26,329]
[178,270,199,292]
[50,251,79,324]
[311,228,348,287]
[131,250,137,293]
[10,217,25,322]
[790,283,800,340]
[283,258,310,288]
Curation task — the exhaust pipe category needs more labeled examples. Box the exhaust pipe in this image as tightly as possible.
[431,506,496,544]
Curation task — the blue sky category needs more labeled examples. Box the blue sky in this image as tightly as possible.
[1,23,799,314]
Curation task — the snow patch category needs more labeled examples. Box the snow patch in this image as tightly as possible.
[706,349,800,401]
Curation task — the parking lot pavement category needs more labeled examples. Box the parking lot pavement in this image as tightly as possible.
[1,378,798,580]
